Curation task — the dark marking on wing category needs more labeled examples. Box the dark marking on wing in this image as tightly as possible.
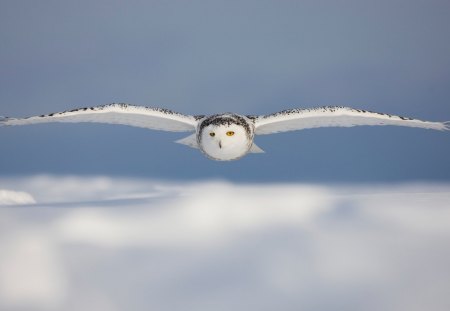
[30,103,194,121]
[245,115,258,122]
[259,106,415,121]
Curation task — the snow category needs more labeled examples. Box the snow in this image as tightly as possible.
[0,189,36,205]
[0,176,449,311]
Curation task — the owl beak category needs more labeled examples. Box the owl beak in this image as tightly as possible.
[218,140,222,149]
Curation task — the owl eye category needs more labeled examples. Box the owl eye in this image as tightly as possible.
[226,131,235,136]
[209,132,215,137]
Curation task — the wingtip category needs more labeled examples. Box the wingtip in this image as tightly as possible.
[444,121,450,131]
[0,116,8,125]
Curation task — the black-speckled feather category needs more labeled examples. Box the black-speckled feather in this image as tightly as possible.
[252,106,449,134]
[0,103,198,132]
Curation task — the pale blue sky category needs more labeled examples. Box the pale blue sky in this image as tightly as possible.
[1,0,449,181]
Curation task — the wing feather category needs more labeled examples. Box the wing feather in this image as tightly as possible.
[252,106,449,135]
[0,103,197,132]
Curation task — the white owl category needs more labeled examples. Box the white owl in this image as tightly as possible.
[1,104,449,161]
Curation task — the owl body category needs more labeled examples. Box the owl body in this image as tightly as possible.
[1,103,448,161]
[196,113,255,161]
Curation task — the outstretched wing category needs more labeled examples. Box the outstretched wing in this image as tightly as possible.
[0,103,198,132]
[251,106,450,135]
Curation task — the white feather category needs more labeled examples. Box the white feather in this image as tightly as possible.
[249,143,265,153]
[253,106,450,135]
[175,134,199,149]
[0,103,197,132]
[1,105,449,161]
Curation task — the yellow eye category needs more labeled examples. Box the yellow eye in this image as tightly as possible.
[226,131,235,136]
[209,132,215,137]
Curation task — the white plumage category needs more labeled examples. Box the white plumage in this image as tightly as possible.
[1,103,449,161]
[0,104,197,132]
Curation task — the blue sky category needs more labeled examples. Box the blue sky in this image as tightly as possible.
[1,0,450,181]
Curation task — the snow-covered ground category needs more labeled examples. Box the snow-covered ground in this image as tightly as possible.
[1,176,450,311]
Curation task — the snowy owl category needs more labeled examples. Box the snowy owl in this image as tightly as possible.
[1,103,449,161]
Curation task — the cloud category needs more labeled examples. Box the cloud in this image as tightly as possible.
[0,176,449,311]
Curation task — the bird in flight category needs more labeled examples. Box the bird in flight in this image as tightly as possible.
[1,103,449,161]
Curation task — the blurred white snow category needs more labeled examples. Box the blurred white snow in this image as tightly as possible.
[0,176,450,311]
[0,189,36,205]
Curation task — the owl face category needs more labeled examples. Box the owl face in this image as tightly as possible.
[198,118,253,161]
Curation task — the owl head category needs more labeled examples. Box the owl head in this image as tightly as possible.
[198,114,254,161]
